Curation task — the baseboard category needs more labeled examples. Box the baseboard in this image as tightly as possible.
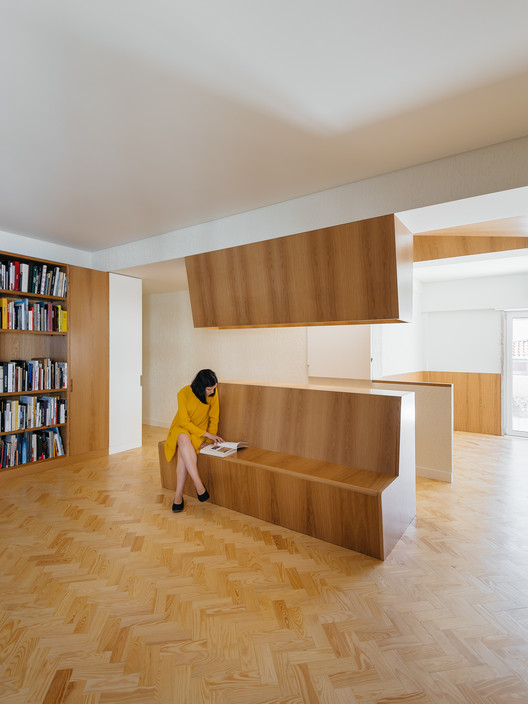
[109,441,142,455]
[143,418,170,429]
[416,464,452,483]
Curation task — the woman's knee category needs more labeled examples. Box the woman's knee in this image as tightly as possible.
[177,433,192,450]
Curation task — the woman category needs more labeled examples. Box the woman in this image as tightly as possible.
[164,369,224,513]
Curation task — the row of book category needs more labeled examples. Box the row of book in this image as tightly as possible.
[1,428,65,468]
[1,359,68,393]
[0,395,67,433]
[0,260,67,298]
[1,298,67,332]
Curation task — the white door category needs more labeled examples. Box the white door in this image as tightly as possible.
[504,310,528,437]
[109,273,143,453]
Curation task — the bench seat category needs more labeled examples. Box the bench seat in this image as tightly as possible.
[159,381,416,560]
[224,446,396,494]
[159,442,402,559]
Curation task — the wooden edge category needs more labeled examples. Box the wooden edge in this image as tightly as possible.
[372,378,452,388]
[198,448,395,495]
[158,442,396,496]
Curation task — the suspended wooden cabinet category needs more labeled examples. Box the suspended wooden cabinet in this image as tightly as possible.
[185,214,413,328]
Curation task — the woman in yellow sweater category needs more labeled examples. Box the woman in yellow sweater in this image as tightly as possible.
[164,369,224,513]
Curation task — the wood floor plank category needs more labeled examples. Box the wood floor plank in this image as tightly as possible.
[1,427,528,702]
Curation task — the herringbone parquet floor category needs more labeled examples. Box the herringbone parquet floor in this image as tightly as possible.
[1,427,528,703]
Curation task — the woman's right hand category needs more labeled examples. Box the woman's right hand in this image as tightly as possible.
[203,432,224,444]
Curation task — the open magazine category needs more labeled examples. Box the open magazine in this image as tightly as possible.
[200,441,248,458]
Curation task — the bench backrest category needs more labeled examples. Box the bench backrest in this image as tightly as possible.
[217,382,403,476]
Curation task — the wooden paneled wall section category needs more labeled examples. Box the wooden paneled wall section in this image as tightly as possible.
[414,235,528,261]
[68,266,110,458]
[185,214,413,327]
[159,382,416,560]
[383,371,501,435]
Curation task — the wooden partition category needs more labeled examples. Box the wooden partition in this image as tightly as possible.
[185,215,412,328]
[160,381,416,559]
[382,371,501,435]
[427,372,501,435]
[210,383,402,474]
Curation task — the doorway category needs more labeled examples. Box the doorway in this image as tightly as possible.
[504,310,528,437]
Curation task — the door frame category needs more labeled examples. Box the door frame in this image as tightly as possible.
[503,309,528,437]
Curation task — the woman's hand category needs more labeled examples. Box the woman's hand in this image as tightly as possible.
[203,432,225,445]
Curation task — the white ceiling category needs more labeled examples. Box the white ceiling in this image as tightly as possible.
[2,1,528,252]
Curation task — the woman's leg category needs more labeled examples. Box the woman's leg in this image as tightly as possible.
[176,433,206,495]
[173,450,187,504]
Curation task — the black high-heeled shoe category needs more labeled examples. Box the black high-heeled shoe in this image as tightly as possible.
[197,486,209,502]
[172,498,184,513]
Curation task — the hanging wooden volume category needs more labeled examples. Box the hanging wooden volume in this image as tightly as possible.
[185,214,413,328]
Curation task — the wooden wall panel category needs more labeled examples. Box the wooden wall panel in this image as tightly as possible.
[68,266,109,457]
[380,371,501,435]
[190,453,385,559]
[414,235,528,262]
[216,382,402,475]
[426,371,501,436]
[186,215,413,327]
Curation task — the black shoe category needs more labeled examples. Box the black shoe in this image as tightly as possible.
[172,498,184,513]
[197,486,209,502]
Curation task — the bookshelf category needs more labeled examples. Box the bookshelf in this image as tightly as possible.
[0,251,109,476]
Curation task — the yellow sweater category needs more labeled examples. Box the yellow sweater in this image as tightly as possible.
[164,385,220,461]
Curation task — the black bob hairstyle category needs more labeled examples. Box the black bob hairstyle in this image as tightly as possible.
[191,369,218,404]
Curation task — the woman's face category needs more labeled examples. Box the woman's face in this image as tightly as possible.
[205,384,217,397]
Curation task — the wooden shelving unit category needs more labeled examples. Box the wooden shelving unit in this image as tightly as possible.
[1,252,69,471]
[1,251,110,476]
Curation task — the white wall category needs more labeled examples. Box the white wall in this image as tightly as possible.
[109,273,143,453]
[0,230,92,268]
[143,290,309,428]
[421,272,528,312]
[426,309,502,373]
[372,279,426,378]
[307,325,372,379]
[373,381,453,482]
[423,272,528,374]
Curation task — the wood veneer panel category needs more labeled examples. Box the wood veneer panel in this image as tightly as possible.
[191,453,385,559]
[186,215,412,327]
[158,382,416,559]
[414,235,528,262]
[2,331,67,360]
[427,371,501,435]
[216,382,402,475]
[415,215,528,240]
[68,266,109,456]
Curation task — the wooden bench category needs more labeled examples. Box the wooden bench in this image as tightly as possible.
[159,381,416,560]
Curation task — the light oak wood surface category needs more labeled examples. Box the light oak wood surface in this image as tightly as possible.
[381,371,501,435]
[159,382,416,559]
[186,215,413,327]
[426,371,501,436]
[1,425,528,702]
[415,214,528,239]
[414,234,528,261]
[67,266,109,457]
[413,215,528,261]
[212,382,404,475]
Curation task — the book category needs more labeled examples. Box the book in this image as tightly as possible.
[200,441,248,458]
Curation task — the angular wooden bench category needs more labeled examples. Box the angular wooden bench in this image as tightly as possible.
[159,381,416,560]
